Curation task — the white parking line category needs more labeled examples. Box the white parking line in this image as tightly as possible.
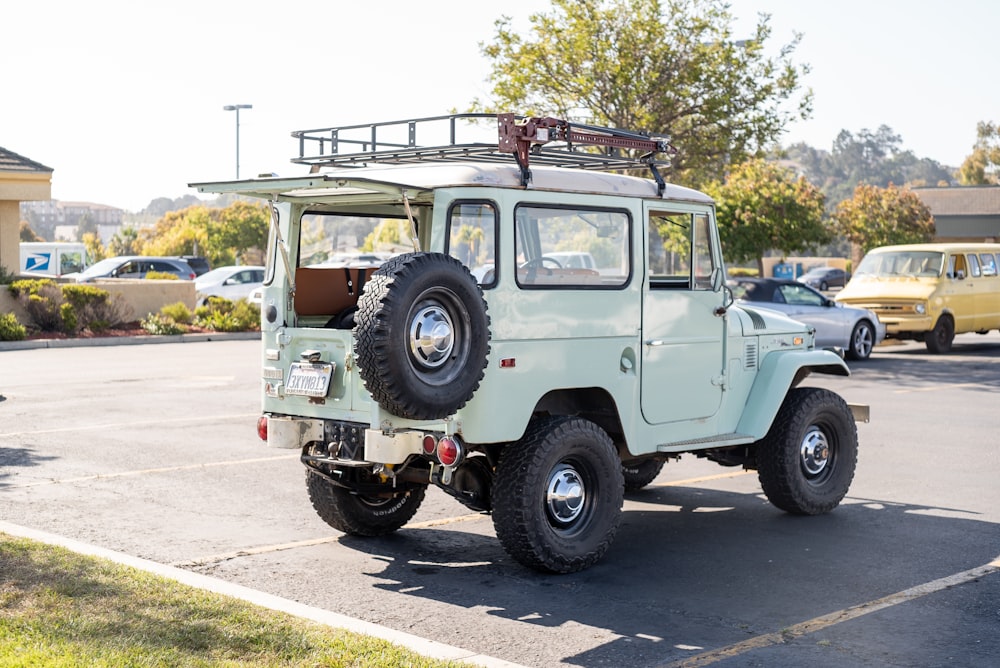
[660,556,1000,667]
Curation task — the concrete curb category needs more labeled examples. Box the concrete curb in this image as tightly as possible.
[0,521,528,668]
[0,331,261,351]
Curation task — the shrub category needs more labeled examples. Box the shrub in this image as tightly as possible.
[0,264,17,284]
[145,271,178,280]
[140,313,186,335]
[61,284,132,333]
[8,278,57,297]
[19,283,74,333]
[0,312,27,341]
[160,301,193,325]
[194,296,260,332]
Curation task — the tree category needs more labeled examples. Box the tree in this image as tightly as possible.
[784,127,953,208]
[833,184,935,257]
[19,220,43,242]
[473,0,811,187]
[81,232,106,263]
[108,226,142,256]
[958,121,1000,185]
[705,159,829,275]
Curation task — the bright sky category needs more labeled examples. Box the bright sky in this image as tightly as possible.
[4,0,997,212]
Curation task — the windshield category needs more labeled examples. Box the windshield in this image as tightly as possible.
[855,251,943,278]
[76,257,125,277]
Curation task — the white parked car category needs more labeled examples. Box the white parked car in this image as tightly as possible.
[194,266,265,307]
[729,277,886,360]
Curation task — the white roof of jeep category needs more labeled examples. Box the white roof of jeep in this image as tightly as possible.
[191,162,714,204]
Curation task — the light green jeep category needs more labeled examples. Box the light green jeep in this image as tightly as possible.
[193,114,867,574]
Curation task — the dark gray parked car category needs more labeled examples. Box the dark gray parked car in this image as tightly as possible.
[798,266,848,291]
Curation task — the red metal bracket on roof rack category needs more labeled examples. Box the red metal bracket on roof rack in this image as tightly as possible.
[496,113,675,193]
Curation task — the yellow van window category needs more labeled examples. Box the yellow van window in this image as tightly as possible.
[979,253,997,277]
[968,254,982,278]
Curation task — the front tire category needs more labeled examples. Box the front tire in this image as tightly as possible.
[492,417,624,573]
[306,470,426,536]
[846,320,876,361]
[756,387,858,515]
[925,315,954,354]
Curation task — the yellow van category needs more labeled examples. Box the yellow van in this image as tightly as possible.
[835,243,1000,353]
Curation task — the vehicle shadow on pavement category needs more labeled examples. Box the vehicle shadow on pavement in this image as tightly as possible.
[0,446,58,487]
[339,484,999,668]
[861,340,1000,392]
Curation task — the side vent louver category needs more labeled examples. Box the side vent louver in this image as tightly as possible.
[743,307,767,330]
[744,340,758,370]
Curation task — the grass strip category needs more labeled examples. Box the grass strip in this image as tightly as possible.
[0,534,468,667]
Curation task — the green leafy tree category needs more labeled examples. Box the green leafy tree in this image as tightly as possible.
[958,121,1000,185]
[473,0,811,187]
[210,201,269,265]
[108,226,142,256]
[833,183,935,256]
[706,159,829,275]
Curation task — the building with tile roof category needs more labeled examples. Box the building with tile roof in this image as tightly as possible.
[1,146,53,276]
[913,186,1000,242]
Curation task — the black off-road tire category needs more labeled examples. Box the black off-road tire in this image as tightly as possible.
[306,470,426,536]
[622,459,665,491]
[492,417,624,573]
[756,387,858,515]
[354,252,490,420]
[846,319,876,361]
[925,315,954,354]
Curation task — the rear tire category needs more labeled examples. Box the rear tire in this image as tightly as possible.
[756,387,858,515]
[622,459,665,491]
[492,417,624,573]
[306,469,425,536]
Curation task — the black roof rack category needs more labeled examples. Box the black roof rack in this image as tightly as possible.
[290,113,677,195]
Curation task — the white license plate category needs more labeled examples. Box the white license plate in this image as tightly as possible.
[285,362,334,397]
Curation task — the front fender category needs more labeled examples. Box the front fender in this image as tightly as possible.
[736,349,850,439]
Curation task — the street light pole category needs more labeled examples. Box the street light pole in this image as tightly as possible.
[223,104,252,179]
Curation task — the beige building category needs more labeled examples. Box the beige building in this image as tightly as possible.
[0,146,53,275]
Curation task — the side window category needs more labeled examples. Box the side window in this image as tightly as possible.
[949,254,967,279]
[692,213,716,290]
[649,211,716,291]
[968,253,981,278]
[447,201,497,287]
[514,205,629,288]
[780,284,824,306]
[649,212,691,288]
[979,253,997,277]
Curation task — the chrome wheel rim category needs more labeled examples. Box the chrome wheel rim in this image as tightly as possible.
[546,463,585,525]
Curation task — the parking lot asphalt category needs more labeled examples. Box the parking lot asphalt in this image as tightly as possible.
[3,334,999,667]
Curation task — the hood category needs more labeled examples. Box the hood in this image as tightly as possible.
[836,275,937,304]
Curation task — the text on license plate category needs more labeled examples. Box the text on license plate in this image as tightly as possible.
[285,362,335,397]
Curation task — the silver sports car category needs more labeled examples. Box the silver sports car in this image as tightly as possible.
[729,277,886,360]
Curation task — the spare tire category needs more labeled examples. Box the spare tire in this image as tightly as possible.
[354,252,491,420]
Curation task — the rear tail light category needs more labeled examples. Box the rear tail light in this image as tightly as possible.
[256,416,268,441]
[421,434,437,455]
[436,436,463,467]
